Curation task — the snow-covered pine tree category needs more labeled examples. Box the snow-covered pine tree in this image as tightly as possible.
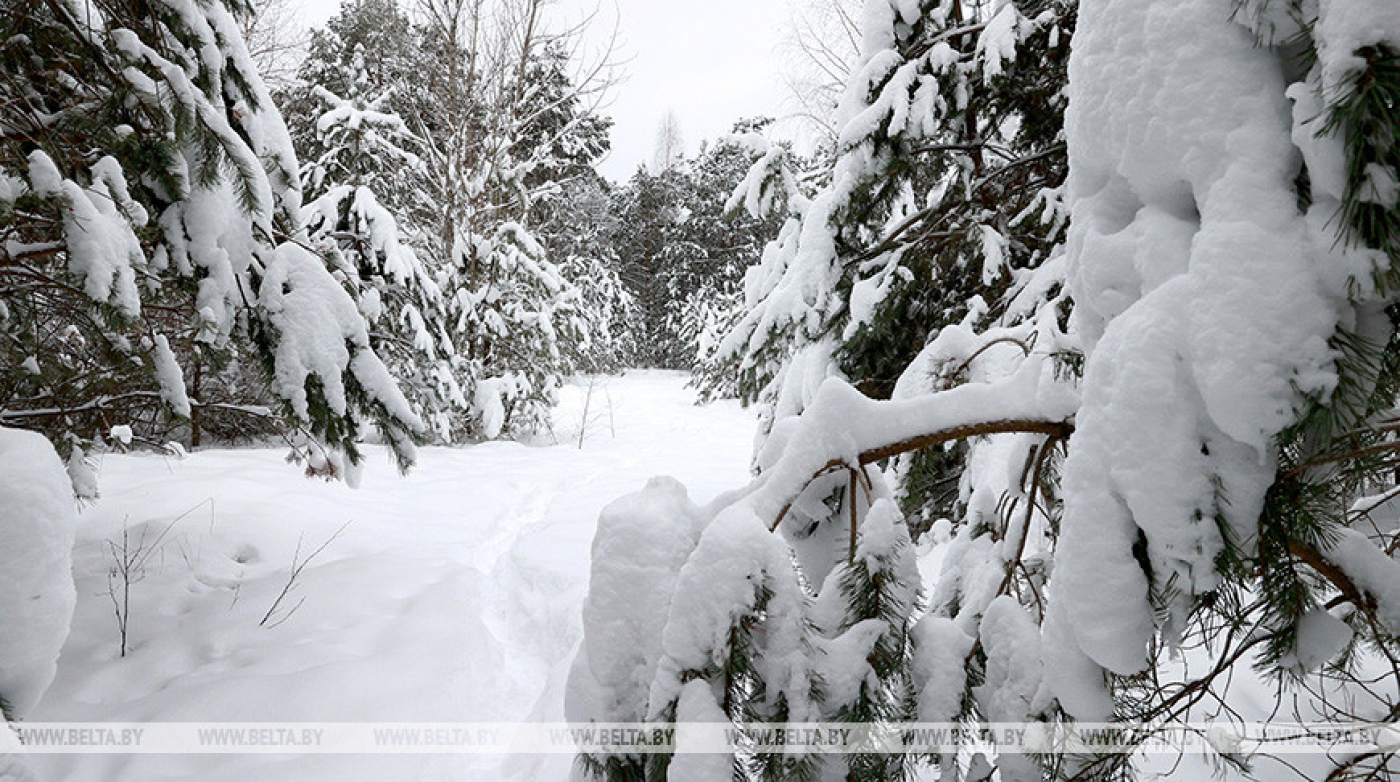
[413,0,594,440]
[286,0,429,218]
[578,0,1400,779]
[544,175,639,373]
[513,40,612,197]
[713,0,1073,527]
[1045,1,1400,777]
[445,220,579,439]
[298,50,465,442]
[694,135,812,403]
[1,0,424,489]
[517,45,635,373]
[289,0,612,441]
[286,0,425,114]
[669,128,786,380]
[691,128,834,401]
[610,163,691,368]
[609,124,785,372]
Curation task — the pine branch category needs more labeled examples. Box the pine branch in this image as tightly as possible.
[771,418,1074,531]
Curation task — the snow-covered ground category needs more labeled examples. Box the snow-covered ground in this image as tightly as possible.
[30,371,756,782]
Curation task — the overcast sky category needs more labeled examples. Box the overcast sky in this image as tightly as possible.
[295,0,797,182]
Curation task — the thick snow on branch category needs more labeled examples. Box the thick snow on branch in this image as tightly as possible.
[152,335,191,418]
[27,152,144,317]
[646,501,817,722]
[1313,0,1400,98]
[742,351,1077,524]
[666,680,732,782]
[259,243,424,445]
[1045,0,1391,713]
[568,478,819,744]
[1325,529,1400,634]
[111,27,276,229]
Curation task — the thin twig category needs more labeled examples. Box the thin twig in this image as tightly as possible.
[259,521,352,628]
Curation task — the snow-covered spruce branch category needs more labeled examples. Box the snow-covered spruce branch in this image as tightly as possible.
[0,242,65,264]
[841,148,1066,270]
[904,20,989,60]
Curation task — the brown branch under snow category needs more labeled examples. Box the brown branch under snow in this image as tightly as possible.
[765,417,1394,637]
[770,417,1075,531]
[1288,540,1380,619]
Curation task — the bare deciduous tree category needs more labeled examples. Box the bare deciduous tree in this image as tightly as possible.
[413,0,622,254]
[650,109,684,174]
[237,0,309,92]
[778,0,861,149]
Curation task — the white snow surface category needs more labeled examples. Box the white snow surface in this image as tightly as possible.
[28,372,755,782]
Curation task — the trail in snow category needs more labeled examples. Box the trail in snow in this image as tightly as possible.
[30,371,756,782]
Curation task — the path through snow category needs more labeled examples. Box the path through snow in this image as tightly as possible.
[30,371,756,782]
